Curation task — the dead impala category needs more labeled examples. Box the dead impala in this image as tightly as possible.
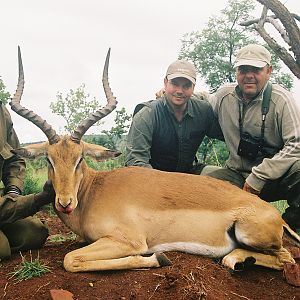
[10,47,300,273]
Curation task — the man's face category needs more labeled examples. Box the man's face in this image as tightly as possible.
[236,65,272,101]
[164,77,194,108]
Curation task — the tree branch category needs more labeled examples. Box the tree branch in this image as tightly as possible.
[256,0,300,65]
[241,0,300,79]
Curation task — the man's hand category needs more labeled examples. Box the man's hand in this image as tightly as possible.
[34,180,56,207]
[243,182,260,195]
[155,88,165,99]
[6,192,19,198]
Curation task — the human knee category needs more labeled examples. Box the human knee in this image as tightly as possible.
[200,165,222,176]
[4,217,49,252]
[205,168,244,188]
[0,230,11,260]
[22,218,49,249]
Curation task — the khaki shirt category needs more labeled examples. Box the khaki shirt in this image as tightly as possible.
[198,82,300,191]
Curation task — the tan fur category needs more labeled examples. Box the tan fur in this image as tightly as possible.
[19,136,300,272]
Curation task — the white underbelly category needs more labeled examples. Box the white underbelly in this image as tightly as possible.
[146,236,236,258]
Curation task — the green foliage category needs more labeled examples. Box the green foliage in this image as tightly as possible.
[179,0,257,91]
[48,231,77,243]
[197,138,229,166]
[179,0,293,91]
[271,200,289,215]
[26,156,48,170]
[9,252,51,281]
[83,134,108,146]
[269,54,294,91]
[50,81,132,151]
[101,107,132,150]
[0,77,10,104]
[85,154,125,170]
[44,203,56,216]
[50,84,103,134]
[23,163,47,195]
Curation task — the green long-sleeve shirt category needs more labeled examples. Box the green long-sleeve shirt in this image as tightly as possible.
[0,101,25,192]
[125,96,223,172]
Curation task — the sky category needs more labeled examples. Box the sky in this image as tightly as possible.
[1,0,300,143]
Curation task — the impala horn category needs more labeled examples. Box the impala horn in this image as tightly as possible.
[70,48,117,143]
[9,46,60,145]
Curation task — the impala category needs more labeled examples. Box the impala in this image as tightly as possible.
[10,47,300,273]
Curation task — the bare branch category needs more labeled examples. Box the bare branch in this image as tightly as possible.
[254,24,300,78]
[256,0,300,64]
[241,13,300,25]
[241,0,300,79]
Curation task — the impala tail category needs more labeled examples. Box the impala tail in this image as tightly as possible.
[283,223,300,248]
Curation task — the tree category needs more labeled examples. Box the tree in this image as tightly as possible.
[50,84,102,134]
[51,83,132,151]
[0,77,10,104]
[179,0,293,91]
[179,0,257,92]
[241,0,300,79]
[101,107,131,150]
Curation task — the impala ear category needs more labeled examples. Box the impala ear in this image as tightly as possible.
[83,142,121,162]
[11,142,48,159]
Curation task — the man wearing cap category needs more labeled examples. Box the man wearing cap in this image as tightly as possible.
[125,59,223,173]
[202,44,300,230]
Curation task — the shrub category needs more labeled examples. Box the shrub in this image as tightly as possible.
[9,251,51,282]
[23,165,46,195]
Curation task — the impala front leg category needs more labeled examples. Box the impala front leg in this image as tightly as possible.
[63,236,171,272]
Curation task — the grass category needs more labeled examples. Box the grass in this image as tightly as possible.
[48,231,77,243]
[23,164,47,195]
[9,251,51,282]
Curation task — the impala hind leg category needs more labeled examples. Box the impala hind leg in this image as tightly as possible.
[222,247,295,271]
[63,237,171,272]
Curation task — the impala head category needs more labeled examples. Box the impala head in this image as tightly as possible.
[10,46,120,214]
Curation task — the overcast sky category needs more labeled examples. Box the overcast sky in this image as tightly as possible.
[1,0,299,143]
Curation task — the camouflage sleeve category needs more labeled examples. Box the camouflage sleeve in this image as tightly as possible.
[1,107,26,193]
[0,194,38,227]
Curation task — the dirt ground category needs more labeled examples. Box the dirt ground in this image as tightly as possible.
[0,212,299,300]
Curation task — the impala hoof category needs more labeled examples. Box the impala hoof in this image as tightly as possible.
[155,252,172,267]
[234,256,256,272]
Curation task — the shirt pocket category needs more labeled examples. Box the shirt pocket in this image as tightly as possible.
[0,143,14,160]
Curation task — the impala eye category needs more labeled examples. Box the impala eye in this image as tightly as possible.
[76,157,83,169]
[46,157,53,169]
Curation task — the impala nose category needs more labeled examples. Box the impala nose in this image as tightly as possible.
[56,197,74,214]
